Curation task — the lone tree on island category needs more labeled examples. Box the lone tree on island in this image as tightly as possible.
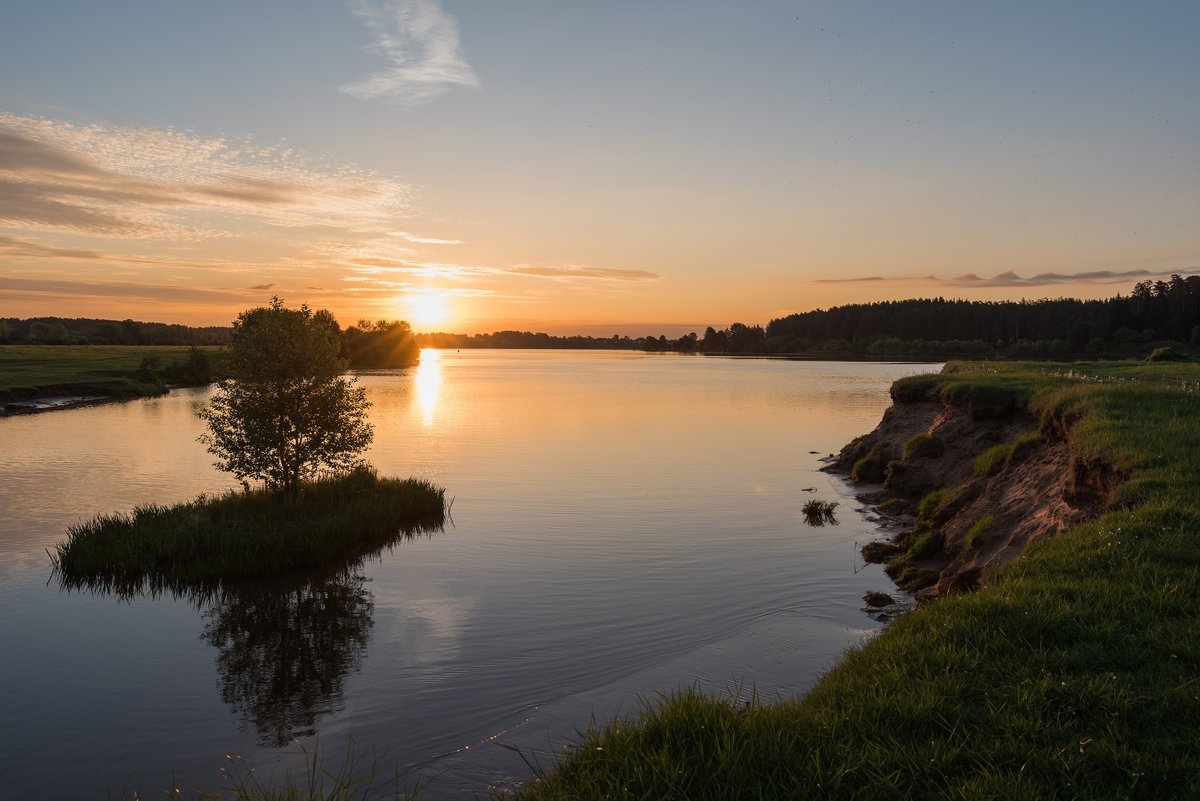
[199,298,373,498]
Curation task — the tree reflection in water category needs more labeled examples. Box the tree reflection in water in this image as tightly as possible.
[198,565,372,747]
[55,519,445,748]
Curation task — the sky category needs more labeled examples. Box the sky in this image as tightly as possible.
[1,0,1197,335]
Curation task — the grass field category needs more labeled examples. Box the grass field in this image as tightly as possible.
[507,360,1200,801]
[0,344,222,403]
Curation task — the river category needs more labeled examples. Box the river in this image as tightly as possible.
[0,351,934,799]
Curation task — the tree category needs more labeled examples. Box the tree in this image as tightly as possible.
[342,318,419,367]
[199,298,373,498]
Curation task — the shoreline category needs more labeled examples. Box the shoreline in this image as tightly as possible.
[2,393,129,416]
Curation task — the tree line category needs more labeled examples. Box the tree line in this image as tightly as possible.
[637,276,1200,359]
[0,316,232,345]
[8,276,1198,360]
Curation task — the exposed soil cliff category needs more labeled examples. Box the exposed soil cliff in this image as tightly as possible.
[830,384,1123,598]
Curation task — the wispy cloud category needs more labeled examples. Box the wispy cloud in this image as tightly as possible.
[249,283,276,290]
[816,268,1200,288]
[0,274,267,305]
[506,264,659,282]
[345,258,661,283]
[0,112,415,239]
[388,230,462,245]
[341,0,480,107]
[0,234,107,261]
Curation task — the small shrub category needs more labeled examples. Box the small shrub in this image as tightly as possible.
[1146,346,1190,363]
[863,591,895,608]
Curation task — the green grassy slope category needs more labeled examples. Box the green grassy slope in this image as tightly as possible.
[513,361,1200,801]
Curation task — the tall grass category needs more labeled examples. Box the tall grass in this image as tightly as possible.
[513,361,1200,801]
[801,498,839,526]
[53,467,446,594]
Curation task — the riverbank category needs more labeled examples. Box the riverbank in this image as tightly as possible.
[510,360,1200,800]
[831,366,1125,597]
[0,344,221,414]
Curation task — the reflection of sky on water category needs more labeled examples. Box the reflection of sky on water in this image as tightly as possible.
[371,579,479,677]
[0,352,940,799]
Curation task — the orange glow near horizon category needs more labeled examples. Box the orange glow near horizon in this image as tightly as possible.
[405,293,451,331]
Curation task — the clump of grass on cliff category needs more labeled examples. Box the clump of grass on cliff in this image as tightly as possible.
[513,360,1200,801]
[963,514,995,547]
[850,441,889,482]
[972,430,1045,477]
[902,433,945,459]
[53,467,445,593]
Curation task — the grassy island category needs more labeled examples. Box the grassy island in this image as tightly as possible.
[510,360,1200,801]
[53,467,446,594]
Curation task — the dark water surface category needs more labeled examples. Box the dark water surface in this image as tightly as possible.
[0,351,934,798]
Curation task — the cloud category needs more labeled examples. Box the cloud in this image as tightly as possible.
[0,274,264,305]
[388,230,462,245]
[250,283,276,290]
[341,0,480,107]
[0,112,415,238]
[505,264,660,282]
[815,268,1200,288]
[345,258,660,283]
[0,234,107,261]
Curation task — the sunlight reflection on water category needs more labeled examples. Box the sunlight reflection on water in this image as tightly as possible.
[415,348,442,426]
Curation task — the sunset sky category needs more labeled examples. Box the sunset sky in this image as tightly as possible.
[1,1,1197,335]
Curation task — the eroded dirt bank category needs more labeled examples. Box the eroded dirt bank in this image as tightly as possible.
[829,382,1123,598]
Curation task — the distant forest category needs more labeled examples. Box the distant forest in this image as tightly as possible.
[4,276,1196,361]
[419,277,1200,359]
[0,316,232,346]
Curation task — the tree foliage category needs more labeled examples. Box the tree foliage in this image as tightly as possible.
[199,299,372,497]
[343,318,420,367]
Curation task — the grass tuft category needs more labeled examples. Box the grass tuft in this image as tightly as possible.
[916,486,957,518]
[964,515,996,548]
[801,498,839,526]
[850,441,889,482]
[902,434,946,459]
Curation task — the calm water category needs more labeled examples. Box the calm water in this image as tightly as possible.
[0,351,934,799]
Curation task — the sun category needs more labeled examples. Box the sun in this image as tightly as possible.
[405,293,451,329]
